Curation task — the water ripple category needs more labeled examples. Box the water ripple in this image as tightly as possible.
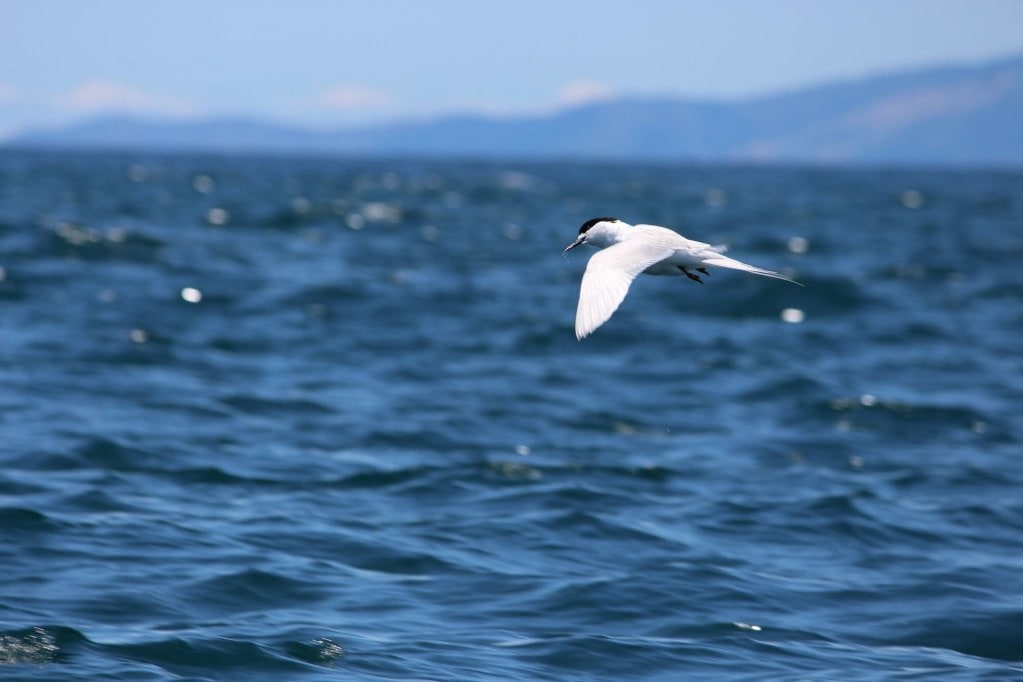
[2,153,1022,679]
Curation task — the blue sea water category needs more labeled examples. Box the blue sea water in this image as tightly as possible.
[0,150,1021,681]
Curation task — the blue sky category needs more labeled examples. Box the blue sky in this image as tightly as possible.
[1,0,1022,137]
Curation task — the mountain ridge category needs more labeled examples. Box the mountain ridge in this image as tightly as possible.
[6,53,1022,166]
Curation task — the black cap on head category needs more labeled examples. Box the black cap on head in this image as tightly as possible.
[579,217,617,234]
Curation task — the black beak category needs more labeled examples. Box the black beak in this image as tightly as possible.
[564,236,584,253]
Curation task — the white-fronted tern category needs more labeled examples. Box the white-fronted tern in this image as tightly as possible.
[564,217,801,340]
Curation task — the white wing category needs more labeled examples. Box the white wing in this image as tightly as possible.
[575,240,675,340]
[700,253,802,284]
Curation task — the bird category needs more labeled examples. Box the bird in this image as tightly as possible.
[564,217,801,340]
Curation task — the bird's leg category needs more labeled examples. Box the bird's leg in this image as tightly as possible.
[697,267,709,276]
[680,266,704,283]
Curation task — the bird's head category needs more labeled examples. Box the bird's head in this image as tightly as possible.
[563,217,622,252]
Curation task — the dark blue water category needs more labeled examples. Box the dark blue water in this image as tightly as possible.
[1,150,1022,680]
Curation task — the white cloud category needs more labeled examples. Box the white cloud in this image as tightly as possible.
[315,85,394,111]
[61,80,197,116]
[557,80,617,107]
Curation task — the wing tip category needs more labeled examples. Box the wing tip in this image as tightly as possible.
[766,270,804,286]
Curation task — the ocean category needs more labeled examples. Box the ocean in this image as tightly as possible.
[1,150,1021,680]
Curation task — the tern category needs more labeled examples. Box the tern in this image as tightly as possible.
[564,217,801,339]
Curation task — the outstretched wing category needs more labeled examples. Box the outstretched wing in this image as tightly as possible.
[700,253,802,285]
[575,240,675,340]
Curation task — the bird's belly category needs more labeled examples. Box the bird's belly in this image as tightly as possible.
[643,250,705,276]
[643,262,684,277]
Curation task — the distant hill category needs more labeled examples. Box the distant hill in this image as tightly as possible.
[7,53,1023,166]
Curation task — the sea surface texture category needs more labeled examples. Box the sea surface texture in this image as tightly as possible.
[1,151,1021,681]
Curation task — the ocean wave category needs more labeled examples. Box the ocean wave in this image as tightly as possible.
[3,153,1022,680]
